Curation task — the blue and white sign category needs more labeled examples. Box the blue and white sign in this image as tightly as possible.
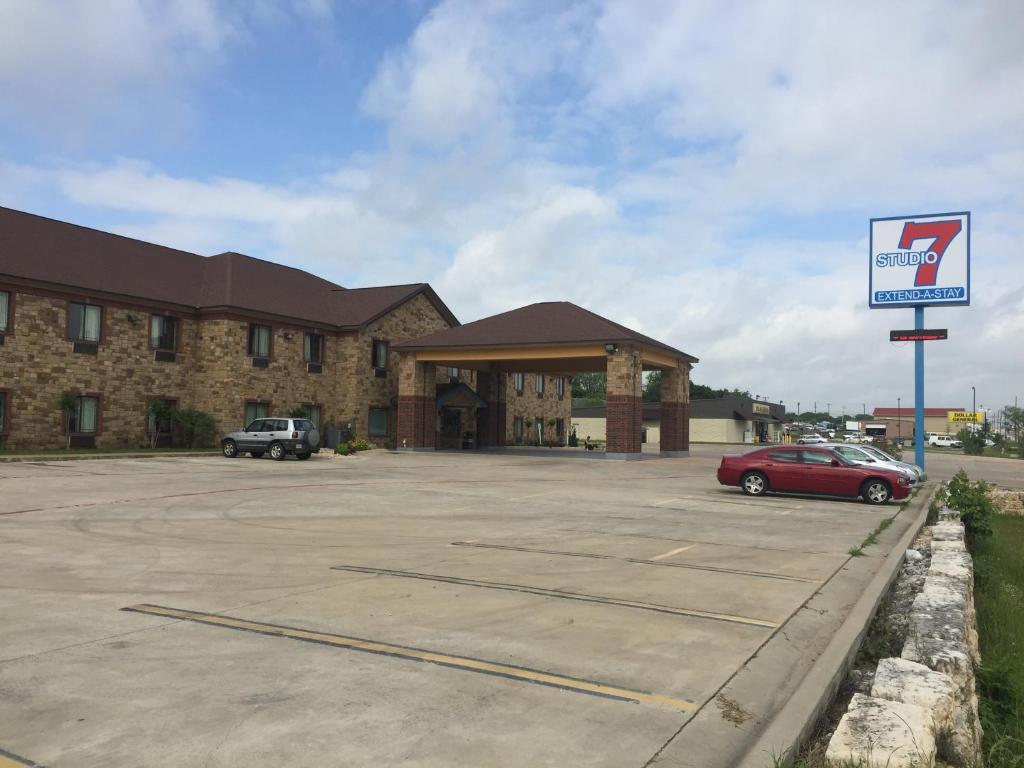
[869,212,970,308]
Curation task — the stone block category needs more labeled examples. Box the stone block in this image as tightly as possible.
[826,694,935,768]
[933,520,965,541]
[871,657,956,734]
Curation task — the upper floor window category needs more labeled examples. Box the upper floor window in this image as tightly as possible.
[0,291,9,334]
[68,302,101,342]
[372,339,389,372]
[513,373,524,395]
[248,323,271,358]
[555,377,565,398]
[535,375,545,396]
[68,395,100,434]
[150,315,178,351]
[304,332,324,364]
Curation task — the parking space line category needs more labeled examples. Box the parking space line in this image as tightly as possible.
[650,544,697,561]
[330,565,779,627]
[122,603,697,712]
[450,541,817,583]
[0,748,38,767]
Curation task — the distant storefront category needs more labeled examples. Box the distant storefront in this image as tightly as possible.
[570,395,784,445]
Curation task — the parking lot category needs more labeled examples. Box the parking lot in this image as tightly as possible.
[1,447,932,767]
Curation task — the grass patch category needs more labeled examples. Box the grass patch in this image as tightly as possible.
[847,515,898,559]
[972,513,1024,767]
[0,447,219,456]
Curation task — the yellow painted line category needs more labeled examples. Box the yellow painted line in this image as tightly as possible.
[0,753,34,768]
[332,565,780,627]
[650,544,696,561]
[123,604,696,712]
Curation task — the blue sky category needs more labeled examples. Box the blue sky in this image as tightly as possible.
[2,0,1022,414]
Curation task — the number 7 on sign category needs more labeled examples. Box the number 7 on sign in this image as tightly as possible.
[898,219,962,287]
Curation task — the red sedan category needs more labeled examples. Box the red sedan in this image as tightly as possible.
[716,445,911,504]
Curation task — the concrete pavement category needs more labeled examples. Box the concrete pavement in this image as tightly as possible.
[0,447,934,767]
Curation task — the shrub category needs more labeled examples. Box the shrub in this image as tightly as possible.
[348,438,372,452]
[873,437,902,461]
[334,443,350,456]
[945,469,994,538]
[176,409,217,448]
[958,427,986,456]
[568,428,579,448]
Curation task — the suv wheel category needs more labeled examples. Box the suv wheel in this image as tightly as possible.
[269,442,286,461]
[862,479,891,505]
[222,440,238,458]
[296,452,311,461]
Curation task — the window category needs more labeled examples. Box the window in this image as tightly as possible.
[248,324,271,358]
[767,450,800,463]
[67,395,99,434]
[245,401,270,425]
[534,417,544,443]
[513,373,524,395]
[801,450,834,465]
[0,391,7,434]
[150,316,178,351]
[304,333,324,364]
[535,375,545,396]
[556,418,565,441]
[0,291,9,334]
[68,303,101,342]
[555,377,565,399]
[447,367,459,381]
[300,405,321,428]
[369,407,389,437]
[513,416,524,444]
[372,340,389,372]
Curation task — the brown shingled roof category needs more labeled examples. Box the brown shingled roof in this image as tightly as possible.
[395,301,697,361]
[0,206,457,329]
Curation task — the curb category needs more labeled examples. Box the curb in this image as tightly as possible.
[735,484,937,767]
[0,451,219,463]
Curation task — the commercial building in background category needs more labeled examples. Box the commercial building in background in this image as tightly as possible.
[571,395,784,445]
[870,407,967,439]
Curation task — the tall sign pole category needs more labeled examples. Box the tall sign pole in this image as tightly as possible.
[915,306,925,468]
[870,211,970,471]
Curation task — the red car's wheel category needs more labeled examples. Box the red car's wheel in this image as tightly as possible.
[741,471,768,496]
[861,479,891,505]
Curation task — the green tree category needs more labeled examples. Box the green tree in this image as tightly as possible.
[1003,405,1024,454]
[571,373,606,403]
[642,371,661,402]
[58,393,77,450]
[147,400,177,449]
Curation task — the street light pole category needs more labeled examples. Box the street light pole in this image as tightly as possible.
[897,397,901,442]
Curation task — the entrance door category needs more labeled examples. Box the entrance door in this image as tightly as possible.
[440,408,462,450]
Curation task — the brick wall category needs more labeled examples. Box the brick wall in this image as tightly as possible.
[504,373,572,445]
[0,288,458,451]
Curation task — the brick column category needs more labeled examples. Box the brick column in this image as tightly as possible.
[476,367,506,448]
[606,345,643,460]
[660,363,691,457]
[396,354,436,451]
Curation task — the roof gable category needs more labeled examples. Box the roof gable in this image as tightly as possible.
[395,301,696,361]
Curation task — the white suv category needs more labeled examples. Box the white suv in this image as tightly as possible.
[928,434,963,449]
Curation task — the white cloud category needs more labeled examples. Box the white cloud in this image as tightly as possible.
[2,0,1022,412]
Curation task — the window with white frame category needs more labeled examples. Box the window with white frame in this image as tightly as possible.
[304,333,324,364]
[513,372,524,394]
[535,375,545,396]
[555,376,565,398]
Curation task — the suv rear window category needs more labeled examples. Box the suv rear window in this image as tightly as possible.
[294,419,316,432]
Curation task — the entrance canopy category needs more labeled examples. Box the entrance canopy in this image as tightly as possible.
[393,302,698,460]
[394,301,697,373]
